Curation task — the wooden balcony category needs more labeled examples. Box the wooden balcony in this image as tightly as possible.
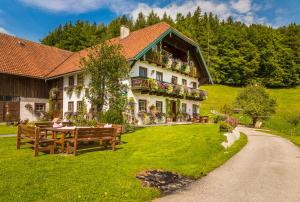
[142,50,198,78]
[131,77,207,101]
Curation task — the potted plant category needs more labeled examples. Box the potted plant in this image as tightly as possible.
[155,112,166,124]
[166,85,173,94]
[175,59,182,71]
[166,112,174,123]
[177,113,184,122]
[148,78,158,91]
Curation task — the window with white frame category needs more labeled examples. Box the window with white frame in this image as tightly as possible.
[139,66,147,78]
[77,101,83,112]
[35,103,45,112]
[138,99,147,112]
[68,102,74,112]
[156,71,163,81]
[156,101,163,113]
[192,104,199,114]
[191,81,197,89]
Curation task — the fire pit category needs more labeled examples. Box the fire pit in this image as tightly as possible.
[136,169,194,194]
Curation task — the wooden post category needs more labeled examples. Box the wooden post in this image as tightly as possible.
[16,125,21,149]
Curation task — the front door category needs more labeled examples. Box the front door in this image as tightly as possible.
[170,100,177,122]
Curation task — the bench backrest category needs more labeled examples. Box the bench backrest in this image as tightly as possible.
[96,123,124,134]
[34,122,53,128]
[18,124,39,139]
[74,128,116,139]
[112,124,123,134]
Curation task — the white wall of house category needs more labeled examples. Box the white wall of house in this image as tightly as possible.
[62,73,92,117]
[127,91,199,124]
[20,97,49,121]
[128,61,201,124]
[60,60,202,124]
[131,60,200,88]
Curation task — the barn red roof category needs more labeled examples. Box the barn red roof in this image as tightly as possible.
[0,33,72,78]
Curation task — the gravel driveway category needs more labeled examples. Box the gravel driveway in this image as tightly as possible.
[155,126,300,202]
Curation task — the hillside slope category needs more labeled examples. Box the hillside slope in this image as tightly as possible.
[201,85,300,135]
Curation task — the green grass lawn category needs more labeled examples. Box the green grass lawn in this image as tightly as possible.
[201,85,300,135]
[0,124,17,135]
[0,124,247,202]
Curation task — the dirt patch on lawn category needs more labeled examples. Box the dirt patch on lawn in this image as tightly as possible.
[136,170,194,195]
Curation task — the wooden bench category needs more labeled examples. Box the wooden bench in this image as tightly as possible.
[17,124,55,157]
[34,122,54,137]
[97,123,124,143]
[66,127,117,155]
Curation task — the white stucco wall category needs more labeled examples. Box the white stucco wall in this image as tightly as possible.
[61,60,202,124]
[62,73,92,117]
[20,97,49,121]
[131,61,200,88]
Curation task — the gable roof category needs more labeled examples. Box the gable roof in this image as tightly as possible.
[47,22,171,78]
[0,22,212,83]
[0,33,73,78]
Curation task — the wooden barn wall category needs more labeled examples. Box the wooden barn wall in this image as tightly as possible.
[0,73,49,99]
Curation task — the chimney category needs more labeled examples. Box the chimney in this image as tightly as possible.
[120,25,130,39]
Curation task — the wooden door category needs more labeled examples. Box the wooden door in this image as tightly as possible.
[170,101,177,121]
[0,101,20,122]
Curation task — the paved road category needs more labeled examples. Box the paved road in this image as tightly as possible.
[156,126,300,202]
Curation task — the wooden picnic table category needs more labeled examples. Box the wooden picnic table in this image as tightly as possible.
[42,127,90,153]
[42,127,74,153]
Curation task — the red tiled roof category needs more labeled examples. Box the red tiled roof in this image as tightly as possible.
[0,33,73,78]
[47,22,171,78]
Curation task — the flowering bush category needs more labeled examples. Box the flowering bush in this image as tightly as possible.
[219,121,233,132]
[166,85,173,94]
[165,57,173,69]
[183,63,190,74]
[175,60,182,71]
[148,78,158,90]
[226,116,239,128]
[178,86,184,96]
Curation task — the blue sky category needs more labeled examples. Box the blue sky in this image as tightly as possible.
[0,0,299,42]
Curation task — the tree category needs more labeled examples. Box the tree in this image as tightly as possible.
[81,42,129,119]
[41,10,300,88]
[235,84,276,125]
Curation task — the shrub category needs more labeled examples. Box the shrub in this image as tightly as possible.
[124,123,135,133]
[213,114,227,123]
[219,121,233,132]
[103,109,124,124]
[226,117,239,127]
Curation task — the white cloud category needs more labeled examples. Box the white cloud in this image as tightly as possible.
[18,0,135,14]
[230,0,252,13]
[0,27,10,35]
[130,0,271,26]
[18,0,272,26]
[131,1,231,22]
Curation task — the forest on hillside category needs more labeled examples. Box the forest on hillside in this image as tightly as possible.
[41,8,300,88]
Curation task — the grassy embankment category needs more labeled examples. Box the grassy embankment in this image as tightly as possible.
[201,85,300,145]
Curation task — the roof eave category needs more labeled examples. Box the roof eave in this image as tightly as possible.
[133,27,214,84]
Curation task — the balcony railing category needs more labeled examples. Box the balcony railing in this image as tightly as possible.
[143,50,198,77]
[131,77,207,101]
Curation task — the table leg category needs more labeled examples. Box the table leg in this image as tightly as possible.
[52,131,57,154]
[61,133,65,154]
